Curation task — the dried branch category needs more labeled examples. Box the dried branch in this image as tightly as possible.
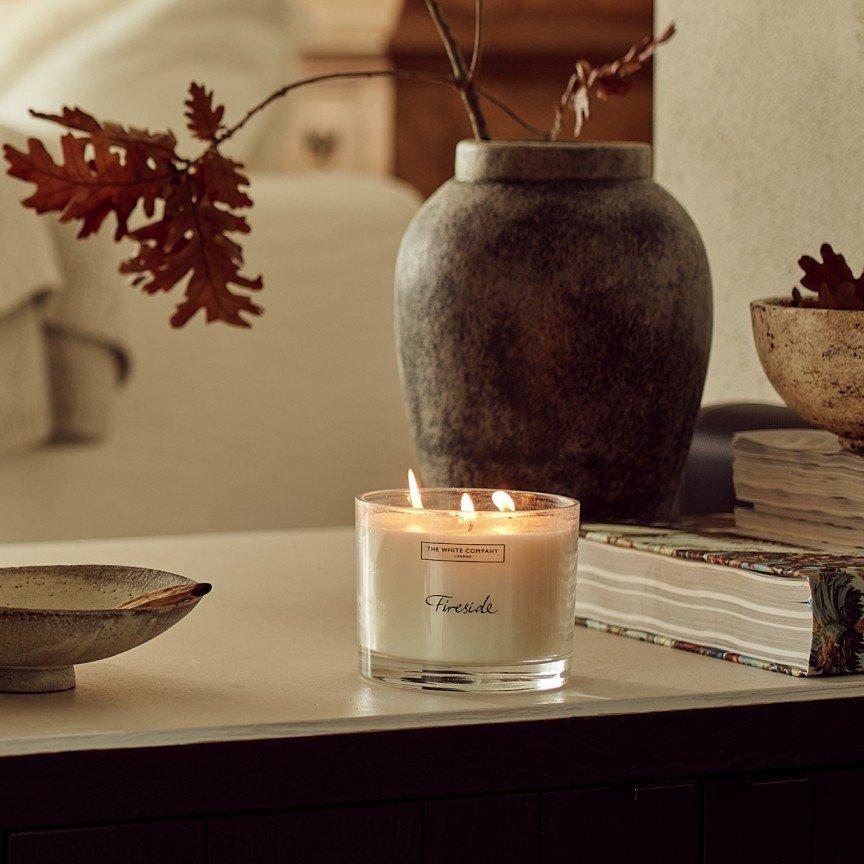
[218,69,456,145]
[218,67,544,150]
[469,0,484,78]
[475,86,548,139]
[422,0,490,140]
[551,22,675,141]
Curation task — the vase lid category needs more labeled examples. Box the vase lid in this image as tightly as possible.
[455,140,651,182]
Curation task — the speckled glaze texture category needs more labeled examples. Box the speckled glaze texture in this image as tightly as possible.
[395,141,712,520]
[752,299,864,453]
[0,564,204,692]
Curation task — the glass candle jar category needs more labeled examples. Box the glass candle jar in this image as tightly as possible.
[356,488,580,692]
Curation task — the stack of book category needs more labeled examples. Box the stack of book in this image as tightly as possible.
[732,429,864,553]
[575,518,864,677]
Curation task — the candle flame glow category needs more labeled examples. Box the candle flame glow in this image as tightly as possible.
[492,490,516,512]
[460,492,476,514]
[407,468,423,509]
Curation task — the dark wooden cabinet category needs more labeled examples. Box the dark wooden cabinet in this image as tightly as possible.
[7,820,204,864]
[425,793,540,863]
[0,772,858,863]
[3,697,864,862]
[812,769,864,864]
[544,785,633,862]
[704,776,812,864]
[208,804,422,864]
[633,783,701,864]
[543,782,699,863]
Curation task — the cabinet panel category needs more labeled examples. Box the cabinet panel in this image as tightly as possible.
[425,794,539,863]
[7,820,203,864]
[543,786,631,862]
[633,783,700,864]
[751,777,812,864]
[813,768,864,864]
[209,803,422,864]
[705,776,812,864]
[543,783,699,863]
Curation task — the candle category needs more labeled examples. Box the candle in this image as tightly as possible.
[356,482,579,692]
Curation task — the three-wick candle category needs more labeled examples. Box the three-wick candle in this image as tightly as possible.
[356,481,579,692]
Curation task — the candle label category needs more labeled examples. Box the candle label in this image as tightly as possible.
[420,541,506,564]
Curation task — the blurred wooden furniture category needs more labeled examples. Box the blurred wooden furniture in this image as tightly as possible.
[282,0,403,173]
[391,0,654,196]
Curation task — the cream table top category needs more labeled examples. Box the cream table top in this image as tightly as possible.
[0,527,860,759]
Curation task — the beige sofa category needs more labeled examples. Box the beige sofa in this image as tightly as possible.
[0,0,421,541]
[0,172,420,542]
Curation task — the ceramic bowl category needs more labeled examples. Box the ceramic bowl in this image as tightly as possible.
[0,564,205,693]
[751,298,864,453]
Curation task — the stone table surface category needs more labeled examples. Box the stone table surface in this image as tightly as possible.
[0,527,860,758]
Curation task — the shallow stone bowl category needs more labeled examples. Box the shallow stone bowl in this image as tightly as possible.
[751,298,864,452]
[0,564,205,693]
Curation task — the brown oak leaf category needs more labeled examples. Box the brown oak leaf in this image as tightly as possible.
[4,110,177,240]
[120,160,261,328]
[30,107,177,168]
[29,106,101,134]
[795,243,864,311]
[559,23,675,139]
[197,149,253,209]
[591,23,675,102]
[185,83,226,143]
[4,88,264,328]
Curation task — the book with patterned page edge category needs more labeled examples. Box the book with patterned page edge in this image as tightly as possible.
[577,518,864,676]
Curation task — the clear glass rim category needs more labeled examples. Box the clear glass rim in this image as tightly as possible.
[356,487,579,516]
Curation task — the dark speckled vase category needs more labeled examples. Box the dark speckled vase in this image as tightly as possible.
[394,141,712,521]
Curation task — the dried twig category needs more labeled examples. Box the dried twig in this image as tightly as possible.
[550,22,675,141]
[217,67,544,147]
[469,0,484,78]
[217,69,456,145]
[422,0,490,139]
[475,86,547,139]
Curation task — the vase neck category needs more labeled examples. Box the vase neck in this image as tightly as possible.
[455,140,651,182]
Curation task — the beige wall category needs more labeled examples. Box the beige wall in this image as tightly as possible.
[654,0,864,405]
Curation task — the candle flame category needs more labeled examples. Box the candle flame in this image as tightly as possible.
[492,490,516,512]
[407,468,423,509]
[460,492,476,514]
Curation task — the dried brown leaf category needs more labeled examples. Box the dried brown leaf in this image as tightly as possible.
[121,153,261,328]
[4,131,174,239]
[184,82,226,143]
[556,22,675,139]
[794,243,864,311]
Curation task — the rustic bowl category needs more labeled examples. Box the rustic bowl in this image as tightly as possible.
[751,298,864,452]
[0,564,205,693]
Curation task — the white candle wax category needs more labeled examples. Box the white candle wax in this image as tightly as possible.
[357,494,579,667]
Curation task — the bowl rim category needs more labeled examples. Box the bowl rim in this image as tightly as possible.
[0,564,197,617]
[752,296,864,316]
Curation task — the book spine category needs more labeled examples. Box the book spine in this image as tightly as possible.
[574,617,807,677]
